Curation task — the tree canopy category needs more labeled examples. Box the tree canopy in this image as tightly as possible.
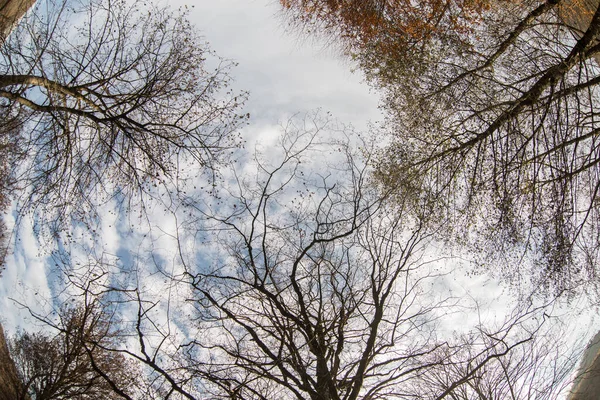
[10,116,575,399]
[7,304,136,399]
[281,0,600,294]
[0,0,246,236]
[0,1,594,399]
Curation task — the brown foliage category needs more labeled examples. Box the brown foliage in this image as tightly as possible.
[0,323,25,400]
[281,0,498,62]
[282,0,600,295]
[8,304,137,400]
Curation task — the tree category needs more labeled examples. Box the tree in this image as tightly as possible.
[175,120,445,399]
[281,0,600,295]
[0,322,25,400]
[0,0,246,235]
[0,0,29,271]
[410,318,579,400]
[0,0,36,42]
[280,0,497,80]
[8,303,138,399]
[27,114,577,399]
[0,0,44,247]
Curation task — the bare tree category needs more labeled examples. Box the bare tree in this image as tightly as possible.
[281,0,600,294]
[0,0,25,270]
[410,313,579,400]
[0,0,246,235]
[176,124,447,399]
[26,115,574,400]
[374,0,600,294]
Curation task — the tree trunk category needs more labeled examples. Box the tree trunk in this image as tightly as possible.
[0,0,36,43]
[558,0,600,64]
[0,323,28,400]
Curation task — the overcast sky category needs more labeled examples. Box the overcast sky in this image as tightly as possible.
[0,0,383,334]
[0,5,597,391]
[185,0,382,130]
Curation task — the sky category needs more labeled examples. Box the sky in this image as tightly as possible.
[0,0,383,334]
[0,1,598,397]
[186,0,382,130]
[1,0,597,336]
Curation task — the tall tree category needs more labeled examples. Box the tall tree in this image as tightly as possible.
[8,303,137,399]
[32,115,576,399]
[281,0,600,294]
[0,0,246,235]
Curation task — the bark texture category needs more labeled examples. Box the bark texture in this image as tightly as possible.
[0,323,26,400]
[0,0,35,42]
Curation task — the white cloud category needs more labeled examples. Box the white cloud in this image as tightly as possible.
[180,0,381,131]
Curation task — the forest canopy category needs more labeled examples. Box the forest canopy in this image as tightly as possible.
[281,0,600,294]
[0,0,596,399]
[0,0,247,240]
